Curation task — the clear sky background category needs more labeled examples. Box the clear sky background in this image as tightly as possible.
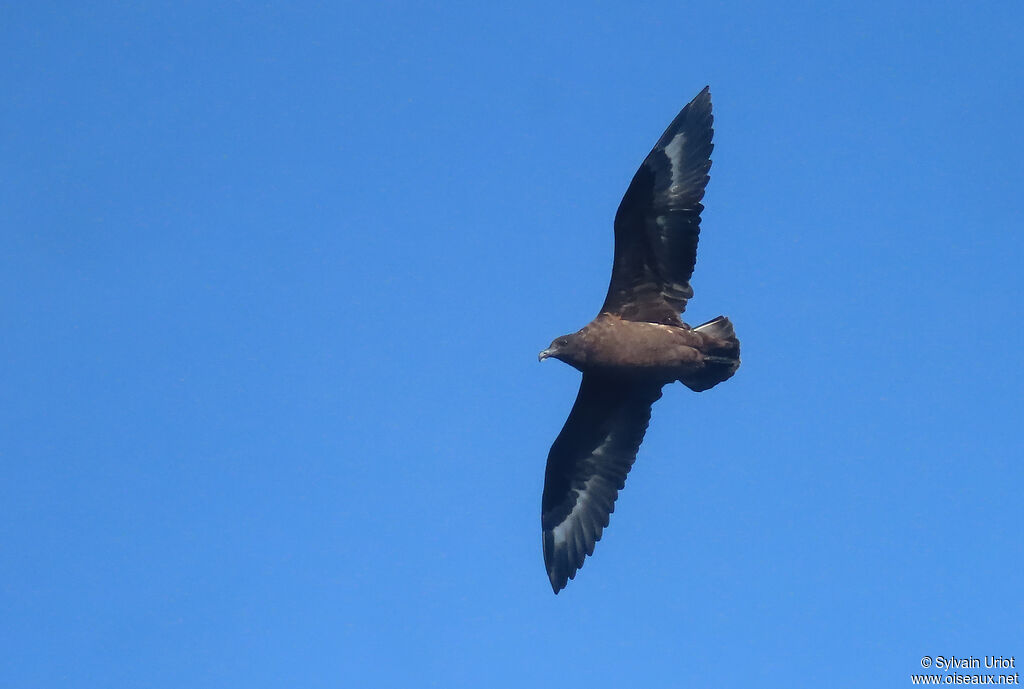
[3,2,1022,687]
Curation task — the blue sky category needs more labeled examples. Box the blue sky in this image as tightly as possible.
[2,2,1022,687]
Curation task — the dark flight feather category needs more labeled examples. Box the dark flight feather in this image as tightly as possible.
[601,86,713,326]
[541,375,663,593]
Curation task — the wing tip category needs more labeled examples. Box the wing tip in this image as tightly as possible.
[688,85,713,124]
[689,85,712,112]
[546,560,576,595]
[549,572,566,595]
[543,537,569,594]
[543,529,582,595]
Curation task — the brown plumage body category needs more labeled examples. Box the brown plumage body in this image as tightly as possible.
[541,313,737,388]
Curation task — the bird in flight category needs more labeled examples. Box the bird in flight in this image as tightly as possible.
[538,87,740,593]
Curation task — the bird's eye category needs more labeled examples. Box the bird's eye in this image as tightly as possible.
[557,338,569,347]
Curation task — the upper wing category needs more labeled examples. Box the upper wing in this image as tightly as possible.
[601,86,714,326]
[541,374,664,593]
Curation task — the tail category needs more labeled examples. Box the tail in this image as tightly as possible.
[682,316,740,392]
